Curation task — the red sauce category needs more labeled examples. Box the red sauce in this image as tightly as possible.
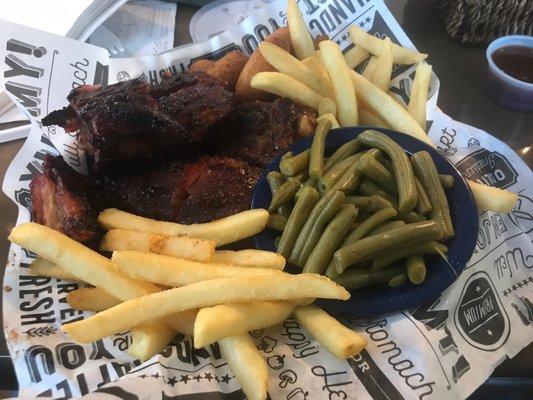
[491,45,533,84]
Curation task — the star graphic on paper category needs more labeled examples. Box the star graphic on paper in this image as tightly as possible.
[204,372,214,381]
[341,33,348,42]
[517,281,523,288]
[139,374,148,379]
[528,276,533,283]
[152,372,161,379]
[180,375,190,384]
[336,39,342,46]
[503,290,509,297]
[220,374,232,384]
[365,17,371,23]
[359,21,366,28]
[167,376,178,387]
[192,374,202,382]
[512,284,517,291]
[487,329,493,336]
[522,279,529,286]
[475,285,481,293]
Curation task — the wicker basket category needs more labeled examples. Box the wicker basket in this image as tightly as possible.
[437,0,533,44]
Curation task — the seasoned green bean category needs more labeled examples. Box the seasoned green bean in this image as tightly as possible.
[344,207,397,243]
[318,154,360,194]
[334,265,404,289]
[371,241,447,270]
[323,139,361,170]
[277,187,319,258]
[334,220,444,272]
[406,255,426,284]
[268,177,301,212]
[267,213,287,231]
[411,151,454,239]
[358,130,417,213]
[303,204,357,274]
[358,179,397,204]
[309,119,332,179]
[366,195,393,213]
[415,178,432,215]
[280,150,310,177]
[388,274,407,287]
[267,171,292,218]
[294,177,318,201]
[439,174,454,188]
[292,190,346,265]
[331,150,379,193]
[369,220,406,235]
[280,151,293,163]
[345,196,371,208]
[357,153,397,193]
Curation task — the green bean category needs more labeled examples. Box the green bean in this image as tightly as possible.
[344,207,397,243]
[345,196,371,208]
[318,154,360,194]
[267,171,292,218]
[406,255,426,284]
[388,274,407,287]
[323,138,361,170]
[334,220,443,273]
[294,177,318,201]
[415,178,432,215]
[439,174,454,188]
[281,151,293,161]
[369,220,406,235]
[334,265,404,289]
[357,153,397,194]
[371,241,447,271]
[355,211,373,222]
[277,187,319,258]
[267,213,287,231]
[331,150,379,193]
[292,190,346,265]
[268,177,301,212]
[280,150,310,177]
[411,151,454,239]
[303,204,357,274]
[366,195,393,213]
[358,130,417,213]
[309,119,332,179]
[293,170,309,182]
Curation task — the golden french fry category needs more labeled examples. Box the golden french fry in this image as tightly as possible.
[358,108,390,129]
[251,72,324,110]
[30,258,81,282]
[362,55,379,80]
[316,113,340,129]
[319,41,358,126]
[210,249,285,269]
[372,37,393,91]
[407,62,432,130]
[62,274,350,343]
[163,309,198,336]
[344,46,370,69]
[259,42,334,98]
[318,97,337,116]
[293,305,367,358]
[219,334,268,400]
[67,287,121,311]
[194,301,295,348]
[287,0,315,60]
[349,25,427,64]
[302,54,330,82]
[112,250,282,287]
[100,229,216,262]
[98,208,269,247]
[349,71,431,144]
[468,180,517,213]
[129,322,176,361]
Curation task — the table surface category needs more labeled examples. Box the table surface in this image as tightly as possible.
[0,0,531,397]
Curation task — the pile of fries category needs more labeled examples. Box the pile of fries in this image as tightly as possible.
[252,0,517,213]
[9,207,366,400]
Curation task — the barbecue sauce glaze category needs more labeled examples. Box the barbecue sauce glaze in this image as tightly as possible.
[491,45,533,84]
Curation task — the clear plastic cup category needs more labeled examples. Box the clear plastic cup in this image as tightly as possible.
[485,35,533,112]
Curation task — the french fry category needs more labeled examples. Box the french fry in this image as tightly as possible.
[30,258,81,282]
[293,305,367,358]
[251,72,324,110]
[62,274,350,343]
[98,208,269,247]
[407,62,432,130]
[112,250,282,287]
[129,322,176,361]
[67,287,121,311]
[468,180,517,213]
[316,113,340,129]
[372,37,393,91]
[319,40,358,126]
[287,0,315,60]
[100,229,216,262]
[219,334,268,400]
[344,46,370,69]
[302,54,330,82]
[318,97,337,116]
[163,309,198,336]
[210,249,286,269]
[259,42,334,98]
[362,55,379,80]
[349,25,427,64]
[349,71,432,144]
[358,108,390,129]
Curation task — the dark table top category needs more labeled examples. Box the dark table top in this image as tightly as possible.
[0,0,531,398]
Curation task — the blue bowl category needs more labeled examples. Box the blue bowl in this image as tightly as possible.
[251,127,478,316]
